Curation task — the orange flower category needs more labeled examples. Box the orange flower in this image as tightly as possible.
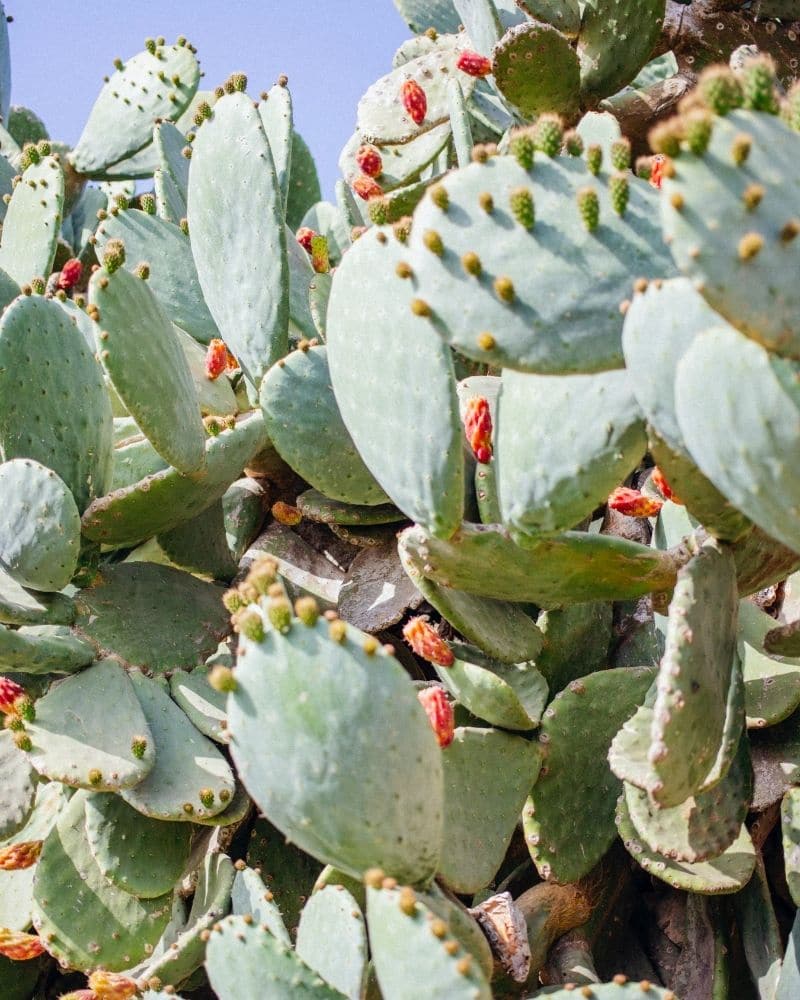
[418,688,455,748]
[608,487,663,518]
[403,616,454,667]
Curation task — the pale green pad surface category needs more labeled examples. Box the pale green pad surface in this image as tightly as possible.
[578,0,666,101]
[0,730,36,840]
[296,886,368,1000]
[0,155,63,285]
[492,20,580,117]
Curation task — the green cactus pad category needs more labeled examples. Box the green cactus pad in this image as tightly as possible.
[232,865,291,945]
[616,792,756,894]
[327,226,464,538]
[157,502,237,580]
[190,779,251,828]
[534,602,613,695]
[169,666,228,743]
[0,730,37,840]
[84,792,192,897]
[366,885,492,999]
[222,477,269,562]
[405,154,674,373]
[153,119,190,223]
[357,36,477,145]
[734,853,783,1000]
[0,568,75,627]
[624,735,751,864]
[73,562,229,671]
[436,652,548,730]
[400,542,544,663]
[738,600,800,728]
[0,459,80,592]
[677,326,800,555]
[188,92,289,389]
[516,0,580,36]
[95,208,220,345]
[110,433,170,491]
[577,0,666,102]
[287,223,318,340]
[662,110,800,356]
[26,659,155,791]
[131,851,235,988]
[440,726,542,893]
[259,84,293,210]
[287,131,323,231]
[89,263,206,475]
[498,368,646,535]
[523,666,654,883]
[121,671,235,821]
[649,540,739,807]
[261,345,389,506]
[454,0,501,56]
[206,915,346,1000]
[492,21,580,118]
[296,886,368,1000]
[0,624,94,675]
[32,790,173,972]
[0,294,113,513]
[393,0,461,34]
[0,780,66,933]
[731,525,800,599]
[399,522,677,606]
[71,41,200,175]
[0,155,63,286]
[782,787,800,906]
[228,616,443,884]
[81,412,268,545]
[340,124,451,194]
[297,490,404,527]
[765,620,800,658]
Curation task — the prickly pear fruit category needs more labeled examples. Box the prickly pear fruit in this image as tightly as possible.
[403,616,454,667]
[87,972,139,1000]
[608,487,663,518]
[352,174,383,201]
[649,154,668,190]
[456,50,492,78]
[651,467,682,504]
[400,78,427,125]
[296,227,316,252]
[464,396,493,463]
[0,677,26,715]
[57,258,83,291]
[356,143,383,178]
[417,687,455,748]
[205,339,229,380]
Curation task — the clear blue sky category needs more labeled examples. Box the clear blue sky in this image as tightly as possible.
[6,1,411,199]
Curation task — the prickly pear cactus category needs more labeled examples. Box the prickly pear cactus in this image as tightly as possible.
[0,5,799,999]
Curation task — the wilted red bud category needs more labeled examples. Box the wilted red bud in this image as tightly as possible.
[457,50,492,78]
[464,397,493,464]
[649,154,667,190]
[296,227,316,252]
[651,467,682,504]
[356,144,383,178]
[608,486,663,518]
[272,501,302,526]
[204,339,228,380]
[418,687,455,748]
[401,79,427,125]
[88,970,139,1000]
[0,928,45,960]
[0,677,25,715]
[352,174,383,201]
[57,258,83,291]
[0,840,42,870]
[403,616,454,667]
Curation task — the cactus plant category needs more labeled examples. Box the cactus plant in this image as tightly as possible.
[0,4,799,998]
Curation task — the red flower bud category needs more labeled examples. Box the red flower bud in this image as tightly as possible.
[649,153,667,190]
[0,928,45,960]
[0,840,42,870]
[403,616,454,667]
[464,397,493,464]
[204,339,228,380]
[418,687,455,748]
[608,487,663,518]
[296,227,316,252]
[457,50,492,78]
[356,144,383,178]
[401,79,427,125]
[0,677,26,715]
[651,467,682,504]
[352,174,383,201]
[57,258,83,291]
